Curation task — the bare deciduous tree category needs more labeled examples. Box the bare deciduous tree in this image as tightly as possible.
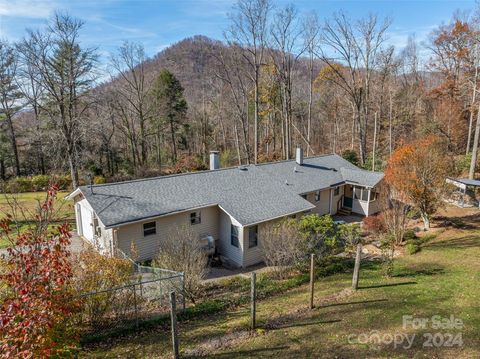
[261,219,305,278]
[154,225,208,303]
[19,13,97,187]
[226,0,272,164]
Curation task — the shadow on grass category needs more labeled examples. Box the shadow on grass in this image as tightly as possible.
[318,298,387,309]
[203,346,290,358]
[274,318,342,329]
[426,235,479,249]
[358,281,417,289]
[393,263,445,278]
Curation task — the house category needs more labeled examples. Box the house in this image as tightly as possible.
[67,148,384,268]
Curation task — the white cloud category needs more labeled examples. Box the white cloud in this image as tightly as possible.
[0,0,59,18]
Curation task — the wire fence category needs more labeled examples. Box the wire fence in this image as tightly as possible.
[77,249,185,337]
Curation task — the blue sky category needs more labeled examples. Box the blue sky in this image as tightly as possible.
[0,0,476,62]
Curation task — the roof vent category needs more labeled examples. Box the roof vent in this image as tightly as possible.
[238,166,248,171]
[285,179,289,185]
[294,166,297,173]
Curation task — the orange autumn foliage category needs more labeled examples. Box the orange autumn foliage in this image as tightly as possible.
[384,136,451,228]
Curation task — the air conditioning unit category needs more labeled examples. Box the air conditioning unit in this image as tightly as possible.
[200,235,215,256]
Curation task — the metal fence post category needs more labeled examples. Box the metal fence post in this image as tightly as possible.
[250,271,256,330]
[170,291,179,359]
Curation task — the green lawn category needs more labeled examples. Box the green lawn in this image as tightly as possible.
[81,210,480,358]
[0,191,74,248]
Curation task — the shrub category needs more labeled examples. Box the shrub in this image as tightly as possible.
[0,185,77,356]
[153,225,208,303]
[362,214,385,234]
[72,248,134,327]
[342,149,359,166]
[56,175,72,190]
[93,175,106,184]
[31,175,51,191]
[405,241,420,255]
[8,176,33,192]
[261,219,306,278]
[403,229,416,242]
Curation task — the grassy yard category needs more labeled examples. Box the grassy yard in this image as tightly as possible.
[0,191,74,248]
[81,208,480,358]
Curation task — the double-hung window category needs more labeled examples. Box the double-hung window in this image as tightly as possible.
[190,211,201,225]
[143,221,156,236]
[231,225,239,248]
[315,191,321,202]
[334,187,340,196]
[248,225,258,248]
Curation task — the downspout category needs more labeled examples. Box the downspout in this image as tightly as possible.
[112,228,119,257]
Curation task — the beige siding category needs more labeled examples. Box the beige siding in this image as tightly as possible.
[218,209,243,267]
[116,206,220,261]
[304,189,331,215]
[243,223,265,267]
[331,186,344,214]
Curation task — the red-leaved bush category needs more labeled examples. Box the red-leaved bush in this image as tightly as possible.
[0,184,76,357]
[362,214,385,234]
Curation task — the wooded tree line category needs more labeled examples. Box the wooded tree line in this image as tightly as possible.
[2,1,480,188]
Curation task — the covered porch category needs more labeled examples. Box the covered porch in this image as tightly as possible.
[339,184,381,217]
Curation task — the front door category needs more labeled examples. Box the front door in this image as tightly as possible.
[343,196,353,208]
[343,185,353,208]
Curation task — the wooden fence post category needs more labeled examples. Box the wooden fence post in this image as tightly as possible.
[352,243,362,290]
[251,272,256,330]
[310,253,315,309]
[170,291,179,359]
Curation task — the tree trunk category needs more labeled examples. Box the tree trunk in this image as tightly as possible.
[67,143,79,189]
[170,117,177,163]
[5,113,20,176]
[372,112,377,171]
[469,101,480,179]
[420,211,430,231]
[254,66,259,164]
[466,65,478,155]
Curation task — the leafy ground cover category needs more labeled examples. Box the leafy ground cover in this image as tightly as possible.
[81,206,480,358]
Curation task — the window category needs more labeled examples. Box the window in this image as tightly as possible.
[190,211,201,225]
[143,221,156,236]
[334,187,340,196]
[354,188,362,200]
[249,225,258,248]
[361,189,369,202]
[354,187,369,202]
[231,225,239,247]
[315,191,320,202]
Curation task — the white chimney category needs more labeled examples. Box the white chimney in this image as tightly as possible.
[210,151,220,170]
[295,147,304,166]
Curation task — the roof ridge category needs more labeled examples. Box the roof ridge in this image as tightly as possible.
[81,153,340,189]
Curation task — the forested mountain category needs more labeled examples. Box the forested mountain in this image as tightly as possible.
[1,2,480,187]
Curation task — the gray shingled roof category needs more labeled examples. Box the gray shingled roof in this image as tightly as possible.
[76,154,383,228]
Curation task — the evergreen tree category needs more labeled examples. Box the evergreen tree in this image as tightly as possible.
[151,69,188,163]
